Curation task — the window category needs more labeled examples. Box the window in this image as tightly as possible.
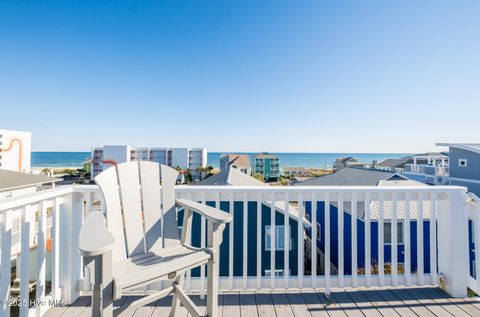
[265,225,290,251]
[264,269,289,277]
[459,159,468,167]
[384,222,404,244]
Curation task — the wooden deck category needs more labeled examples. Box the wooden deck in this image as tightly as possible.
[45,287,480,317]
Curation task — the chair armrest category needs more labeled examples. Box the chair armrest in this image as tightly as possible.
[79,211,115,257]
[176,199,232,223]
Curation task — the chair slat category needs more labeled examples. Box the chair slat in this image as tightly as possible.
[139,161,162,253]
[160,165,181,247]
[117,162,146,256]
[95,166,127,262]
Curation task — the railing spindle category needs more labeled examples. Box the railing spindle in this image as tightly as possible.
[298,192,304,288]
[379,192,385,286]
[429,192,437,285]
[243,192,248,289]
[404,193,412,286]
[51,197,61,300]
[325,192,331,295]
[36,201,47,315]
[311,192,317,288]
[0,210,12,317]
[284,192,290,289]
[256,192,262,289]
[270,192,276,288]
[365,192,371,287]
[351,192,358,287]
[228,193,234,290]
[391,192,398,286]
[20,206,30,317]
[417,192,425,285]
[338,192,344,287]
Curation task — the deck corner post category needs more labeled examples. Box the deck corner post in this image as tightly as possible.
[437,188,469,297]
[59,192,83,304]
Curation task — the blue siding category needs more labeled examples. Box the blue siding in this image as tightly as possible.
[449,148,480,180]
[305,201,432,274]
[178,201,299,277]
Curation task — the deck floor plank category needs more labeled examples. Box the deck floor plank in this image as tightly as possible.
[330,290,365,317]
[239,291,259,317]
[345,289,382,317]
[374,288,417,317]
[388,287,436,317]
[316,290,348,317]
[45,288,480,317]
[271,291,295,317]
[255,292,277,317]
[301,291,330,317]
[151,295,172,317]
[404,287,454,317]
[286,291,312,317]
[417,287,471,317]
[222,292,240,317]
[428,287,480,317]
[360,289,400,317]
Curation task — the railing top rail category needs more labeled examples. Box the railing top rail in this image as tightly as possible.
[0,185,74,212]
[175,185,467,193]
[72,184,467,193]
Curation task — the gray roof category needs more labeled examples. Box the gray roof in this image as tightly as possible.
[0,169,59,191]
[375,158,411,169]
[197,167,266,186]
[297,167,405,186]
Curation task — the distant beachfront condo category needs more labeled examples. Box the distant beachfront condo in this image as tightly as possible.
[0,129,31,173]
[90,145,207,180]
[254,152,280,181]
[219,154,251,174]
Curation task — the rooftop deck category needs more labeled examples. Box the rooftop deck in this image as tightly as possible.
[45,287,480,317]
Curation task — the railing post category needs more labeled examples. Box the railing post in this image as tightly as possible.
[437,189,469,297]
[59,192,83,304]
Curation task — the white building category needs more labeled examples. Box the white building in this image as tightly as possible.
[91,145,207,180]
[0,129,31,173]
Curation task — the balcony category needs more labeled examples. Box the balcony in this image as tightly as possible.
[1,184,480,317]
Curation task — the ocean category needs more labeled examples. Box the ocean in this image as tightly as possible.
[31,152,410,169]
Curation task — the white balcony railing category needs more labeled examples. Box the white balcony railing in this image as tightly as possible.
[0,184,478,317]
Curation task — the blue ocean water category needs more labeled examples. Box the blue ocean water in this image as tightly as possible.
[32,152,410,169]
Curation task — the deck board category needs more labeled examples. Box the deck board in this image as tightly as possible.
[239,291,259,317]
[44,287,480,317]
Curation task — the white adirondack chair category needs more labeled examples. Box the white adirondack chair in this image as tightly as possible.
[78,162,232,317]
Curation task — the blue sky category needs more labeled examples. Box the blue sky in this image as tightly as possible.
[1,1,479,152]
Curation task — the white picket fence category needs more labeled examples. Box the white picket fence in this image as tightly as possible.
[0,184,478,317]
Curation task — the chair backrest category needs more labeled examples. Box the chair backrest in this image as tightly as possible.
[94,161,180,263]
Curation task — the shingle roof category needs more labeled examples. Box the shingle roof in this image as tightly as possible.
[375,158,411,169]
[221,154,250,168]
[0,169,59,191]
[255,152,278,159]
[297,167,400,186]
[197,167,266,186]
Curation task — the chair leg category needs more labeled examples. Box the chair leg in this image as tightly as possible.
[206,257,218,317]
[89,253,113,317]
[169,273,185,317]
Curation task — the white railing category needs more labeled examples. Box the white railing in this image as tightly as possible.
[467,192,480,294]
[0,184,473,317]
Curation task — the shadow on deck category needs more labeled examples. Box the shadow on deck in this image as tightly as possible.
[45,286,480,317]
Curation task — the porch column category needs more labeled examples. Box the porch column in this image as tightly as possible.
[437,188,469,297]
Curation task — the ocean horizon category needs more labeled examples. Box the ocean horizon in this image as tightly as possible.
[31,151,411,169]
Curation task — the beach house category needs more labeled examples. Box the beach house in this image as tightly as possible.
[219,154,251,175]
[298,167,434,276]
[188,167,310,278]
[254,152,280,181]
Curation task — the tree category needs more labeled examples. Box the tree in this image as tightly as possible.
[254,173,264,181]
